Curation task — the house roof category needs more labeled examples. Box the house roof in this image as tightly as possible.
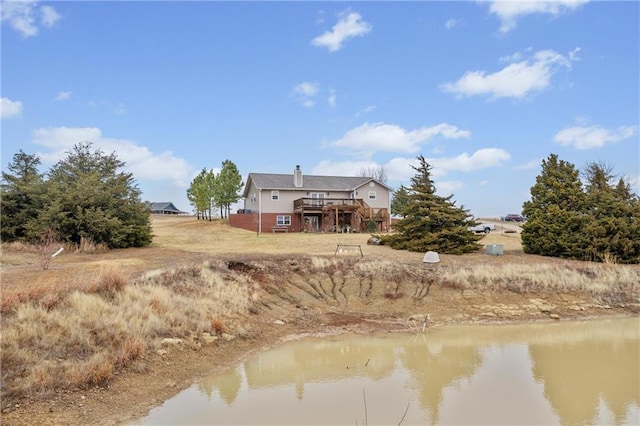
[149,202,185,213]
[243,173,392,197]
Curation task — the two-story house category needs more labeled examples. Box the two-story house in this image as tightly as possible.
[229,165,392,233]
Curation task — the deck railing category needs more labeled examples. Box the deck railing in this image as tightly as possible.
[293,198,362,210]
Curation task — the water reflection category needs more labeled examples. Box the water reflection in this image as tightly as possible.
[528,320,639,425]
[140,317,639,425]
[400,333,482,424]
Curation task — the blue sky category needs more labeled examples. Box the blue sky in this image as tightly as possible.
[2,0,638,217]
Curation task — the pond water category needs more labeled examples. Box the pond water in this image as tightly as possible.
[139,317,639,425]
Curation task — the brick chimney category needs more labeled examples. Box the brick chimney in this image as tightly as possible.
[294,165,303,188]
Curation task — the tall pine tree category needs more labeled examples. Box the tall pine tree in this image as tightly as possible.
[582,162,640,263]
[390,184,411,218]
[1,150,45,242]
[382,155,480,254]
[215,160,243,218]
[187,168,216,220]
[522,154,587,258]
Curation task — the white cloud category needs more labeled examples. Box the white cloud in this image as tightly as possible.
[436,180,466,196]
[554,125,637,150]
[1,97,23,118]
[441,49,576,99]
[328,122,471,157]
[355,105,376,117]
[311,11,372,52]
[39,5,60,27]
[32,126,194,187]
[384,157,419,183]
[444,18,461,30]
[376,150,506,181]
[430,146,445,155]
[54,91,72,101]
[568,47,581,61]
[1,0,61,38]
[429,148,511,176]
[499,50,526,63]
[292,82,320,108]
[485,0,588,34]
[328,89,336,107]
[293,82,319,97]
[316,148,510,189]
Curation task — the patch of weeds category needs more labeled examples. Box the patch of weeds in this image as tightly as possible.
[114,338,144,368]
[439,279,464,291]
[211,317,225,335]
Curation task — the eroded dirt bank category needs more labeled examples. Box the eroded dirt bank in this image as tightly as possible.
[2,255,638,426]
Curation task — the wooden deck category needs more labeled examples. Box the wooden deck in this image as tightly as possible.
[294,198,388,233]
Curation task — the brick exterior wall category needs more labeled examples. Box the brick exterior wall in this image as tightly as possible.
[228,212,259,232]
[228,212,302,233]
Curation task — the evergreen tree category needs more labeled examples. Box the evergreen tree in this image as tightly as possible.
[204,169,218,220]
[37,142,152,248]
[215,160,243,218]
[522,155,640,263]
[382,155,481,254]
[582,163,640,263]
[1,150,45,242]
[187,168,216,220]
[522,154,587,259]
[390,184,410,217]
[613,177,635,201]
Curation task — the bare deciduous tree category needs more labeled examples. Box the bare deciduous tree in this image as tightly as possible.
[358,165,388,184]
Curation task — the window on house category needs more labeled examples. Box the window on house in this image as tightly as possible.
[276,215,291,226]
[368,191,377,200]
[271,190,279,201]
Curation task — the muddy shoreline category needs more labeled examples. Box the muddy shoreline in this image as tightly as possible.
[3,299,636,426]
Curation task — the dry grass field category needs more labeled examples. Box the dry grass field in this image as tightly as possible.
[1,215,525,291]
[1,215,638,426]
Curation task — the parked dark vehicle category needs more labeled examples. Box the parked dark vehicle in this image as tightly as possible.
[504,214,525,222]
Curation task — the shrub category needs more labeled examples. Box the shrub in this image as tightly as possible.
[211,317,225,335]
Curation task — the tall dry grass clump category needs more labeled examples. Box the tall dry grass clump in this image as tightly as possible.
[1,237,107,257]
[88,267,129,295]
[1,240,45,254]
[0,261,259,409]
[439,262,639,304]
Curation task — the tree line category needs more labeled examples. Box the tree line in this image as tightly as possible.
[186,160,242,220]
[522,154,640,264]
[1,143,152,249]
[386,153,639,263]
